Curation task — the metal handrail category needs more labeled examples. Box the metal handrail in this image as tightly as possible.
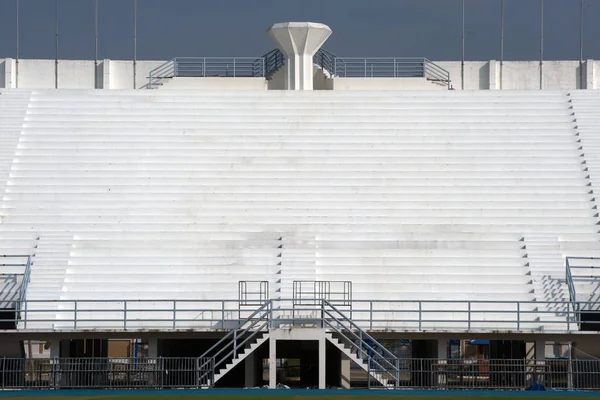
[146,49,451,89]
[1,255,32,314]
[263,48,284,79]
[5,298,598,333]
[147,57,267,89]
[322,302,399,385]
[198,301,270,386]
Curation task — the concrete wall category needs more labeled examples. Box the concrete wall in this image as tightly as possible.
[330,77,446,91]
[1,58,598,90]
[161,77,267,90]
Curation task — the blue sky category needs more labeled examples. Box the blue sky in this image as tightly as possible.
[0,0,599,61]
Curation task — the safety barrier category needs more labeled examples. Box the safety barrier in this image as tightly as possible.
[6,299,598,333]
[0,357,599,390]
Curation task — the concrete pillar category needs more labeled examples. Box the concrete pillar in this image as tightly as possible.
[3,58,17,89]
[269,336,276,388]
[340,353,351,389]
[585,59,594,89]
[534,340,545,361]
[267,22,332,91]
[245,351,256,388]
[488,60,500,90]
[318,336,326,389]
[50,340,60,358]
[102,59,111,89]
[147,338,158,358]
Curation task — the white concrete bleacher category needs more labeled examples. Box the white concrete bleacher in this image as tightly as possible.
[0,88,599,331]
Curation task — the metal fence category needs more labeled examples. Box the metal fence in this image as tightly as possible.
[147,57,266,88]
[147,49,451,89]
[6,298,600,333]
[0,255,30,310]
[1,357,599,390]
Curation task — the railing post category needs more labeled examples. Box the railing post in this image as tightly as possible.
[173,300,177,329]
[517,302,520,331]
[364,59,367,77]
[73,300,77,330]
[467,301,471,331]
[233,58,236,77]
[418,301,422,331]
[123,301,127,330]
[203,58,206,77]
[221,300,225,329]
[369,301,373,331]
[567,301,571,331]
[23,300,27,330]
[174,59,178,77]
[51,356,57,389]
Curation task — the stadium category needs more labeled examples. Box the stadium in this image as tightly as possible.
[1,0,600,398]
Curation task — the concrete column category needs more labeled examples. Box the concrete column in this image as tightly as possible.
[267,22,332,91]
[585,59,594,89]
[488,60,500,90]
[3,58,17,89]
[534,339,545,361]
[437,340,447,386]
[50,340,60,358]
[340,353,351,389]
[318,336,326,389]
[245,351,256,388]
[147,338,158,358]
[269,336,277,388]
[102,59,111,89]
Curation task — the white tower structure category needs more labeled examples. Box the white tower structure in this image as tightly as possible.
[267,22,332,90]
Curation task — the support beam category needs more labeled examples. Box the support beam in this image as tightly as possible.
[50,340,60,358]
[489,60,500,90]
[3,58,17,88]
[267,22,332,91]
[147,338,158,358]
[318,335,326,389]
[245,351,256,388]
[269,336,276,388]
[585,59,594,89]
[102,59,111,89]
[340,353,351,389]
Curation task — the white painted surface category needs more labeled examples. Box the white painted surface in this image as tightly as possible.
[1,58,599,90]
[17,59,55,89]
[57,61,96,89]
[0,89,599,332]
[268,22,332,90]
[160,77,267,90]
[330,77,446,91]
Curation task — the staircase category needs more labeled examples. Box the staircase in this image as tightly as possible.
[325,332,395,388]
[322,300,399,388]
[199,302,271,387]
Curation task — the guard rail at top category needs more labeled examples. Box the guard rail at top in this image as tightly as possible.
[0,255,31,310]
[147,57,267,89]
[566,256,600,316]
[146,49,451,89]
[5,298,597,333]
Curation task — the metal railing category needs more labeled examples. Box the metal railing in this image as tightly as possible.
[1,357,599,390]
[0,255,31,311]
[263,48,284,79]
[146,48,451,89]
[4,298,596,333]
[313,49,451,88]
[147,57,266,88]
[321,300,400,387]
[197,301,271,386]
[566,256,600,328]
